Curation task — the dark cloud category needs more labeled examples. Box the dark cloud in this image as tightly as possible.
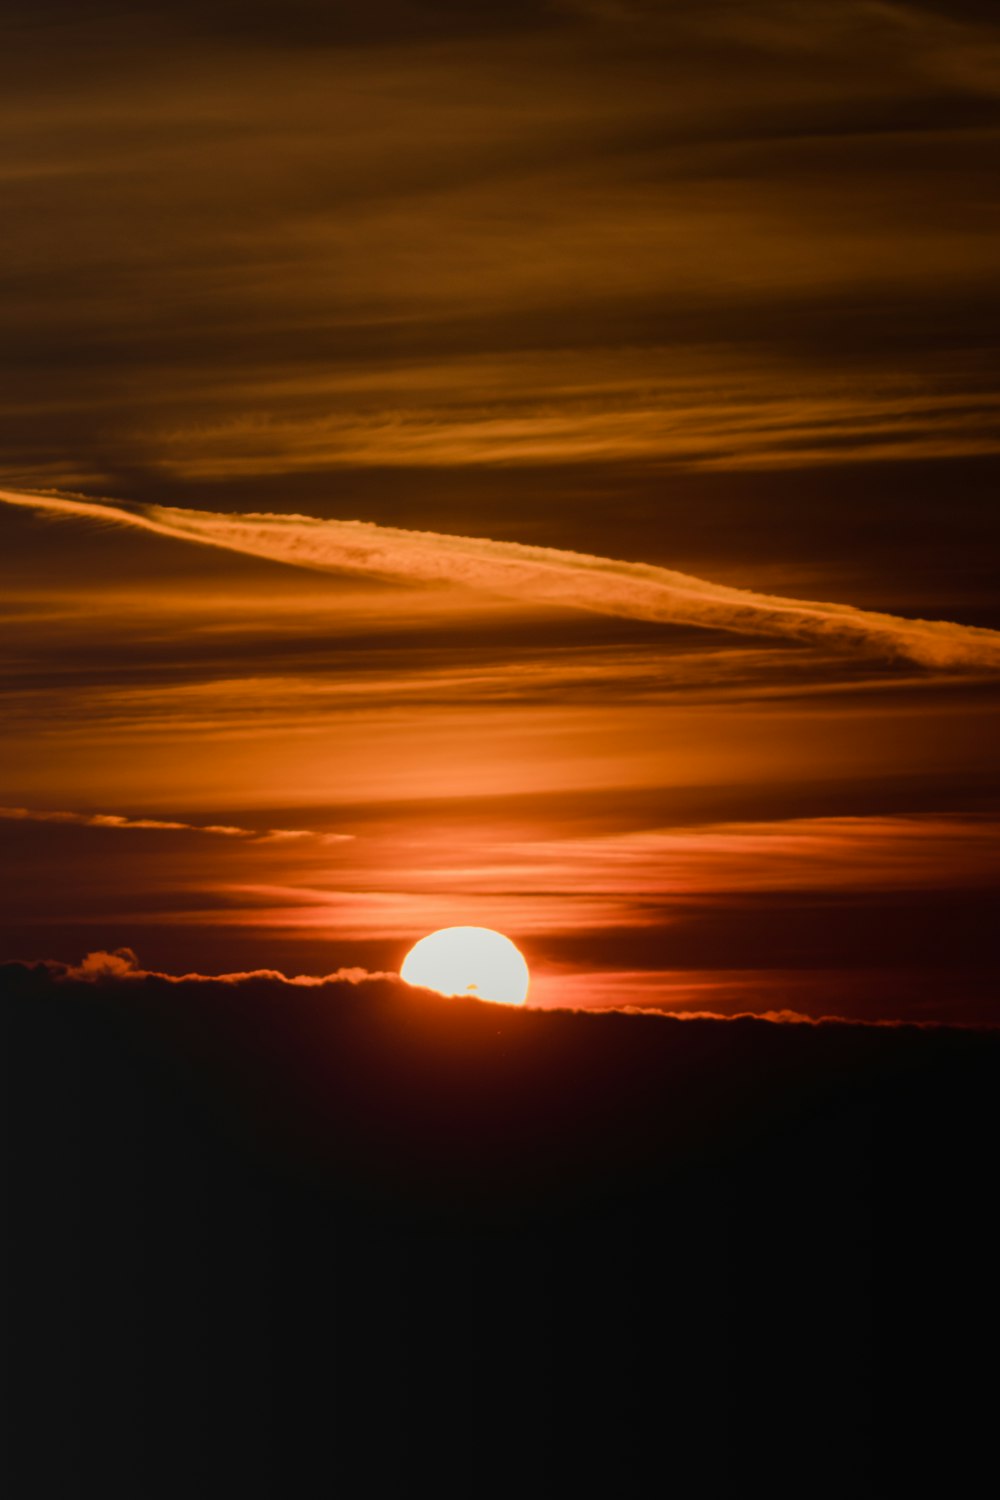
[4,952,997,1203]
[4,955,998,1491]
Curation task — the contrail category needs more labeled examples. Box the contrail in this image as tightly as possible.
[2,485,998,669]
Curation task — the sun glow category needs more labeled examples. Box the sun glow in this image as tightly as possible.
[400,926,529,1006]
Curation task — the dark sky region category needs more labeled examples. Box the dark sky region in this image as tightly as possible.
[2,0,999,1017]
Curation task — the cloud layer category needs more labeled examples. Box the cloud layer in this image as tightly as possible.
[4,486,1000,669]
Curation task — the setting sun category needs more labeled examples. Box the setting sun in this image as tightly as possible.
[400,926,530,1006]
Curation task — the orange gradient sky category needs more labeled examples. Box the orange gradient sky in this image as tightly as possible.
[2,0,999,1020]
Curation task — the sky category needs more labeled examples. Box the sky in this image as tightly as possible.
[2,0,999,1020]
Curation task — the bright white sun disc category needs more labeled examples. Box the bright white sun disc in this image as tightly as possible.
[400,926,529,1006]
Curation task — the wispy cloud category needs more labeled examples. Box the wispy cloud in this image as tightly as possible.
[0,804,352,844]
[3,486,999,670]
[2,0,998,503]
[147,371,1000,477]
[25,813,991,948]
[476,814,1000,899]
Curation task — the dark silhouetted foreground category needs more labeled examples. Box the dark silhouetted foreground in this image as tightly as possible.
[4,961,999,1496]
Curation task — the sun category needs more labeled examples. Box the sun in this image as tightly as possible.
[400,926,529,1006]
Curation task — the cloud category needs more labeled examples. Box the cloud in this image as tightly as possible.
[1,805,247,837]
[145,369,1000,477]
[2,0,998,524]
[540,957,1000,1025]
[0,947,959,1021]
[13,950,992,1029]
[0,803,353,843]
[3,486,999,669]
[502,814,1000,899]
[5,953,993,1209]
[67,947,143,980]
[59,948,385,986]
[5,954,992,1486]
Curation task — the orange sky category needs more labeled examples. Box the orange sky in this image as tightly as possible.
[2,1,998,1020]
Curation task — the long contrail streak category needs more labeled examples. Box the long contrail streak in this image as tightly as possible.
[2,485,998,669]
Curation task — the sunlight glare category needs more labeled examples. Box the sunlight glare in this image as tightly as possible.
[400,926,529,1005]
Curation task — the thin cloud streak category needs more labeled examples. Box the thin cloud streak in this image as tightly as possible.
[0,804,352,844]
[3,486,999,670]
[478,814,1000,898]
[20,814,991,949]
[148,377,1000,477]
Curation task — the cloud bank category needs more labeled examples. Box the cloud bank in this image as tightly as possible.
[3,486,1000,669]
